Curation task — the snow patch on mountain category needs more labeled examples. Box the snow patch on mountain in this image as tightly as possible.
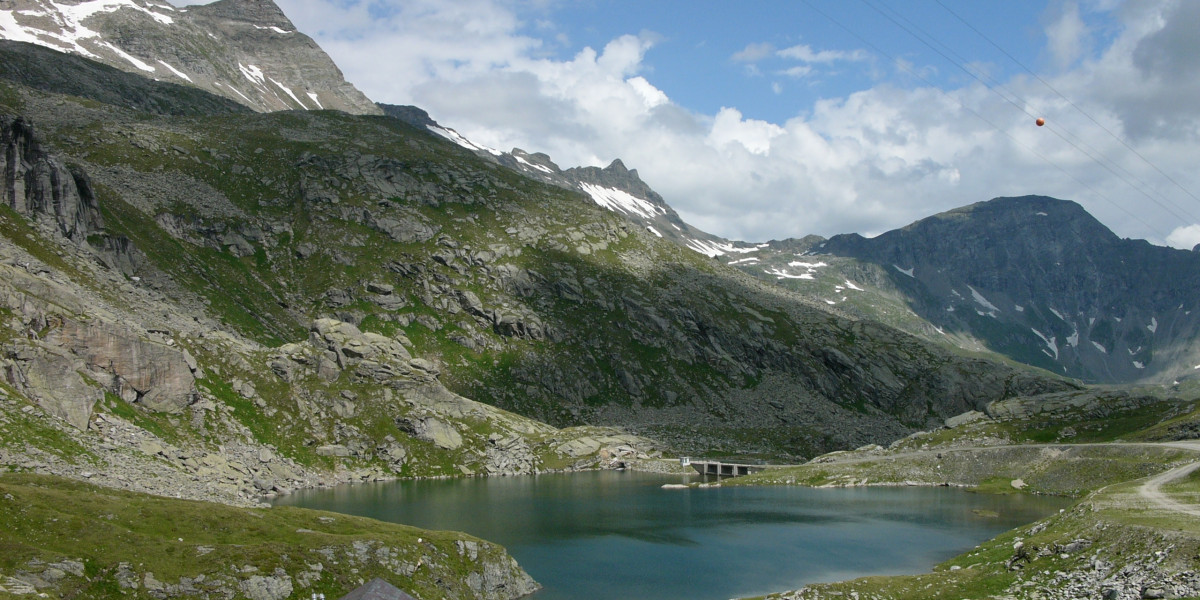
[762,260,827,281]
[269,77,305,107]
[893,265,914,277]
[685,238,757,258]
[306,92,322,109]
[646,226,662,238]
[578,183,665,220]
[214,81,254,105]
[514,154,554,174]
[253,24,291,34]
[57,0,174,26]
[1091,341,1107,354]
[1147,317,1158,333]
[239,62,265,86]
[426,125,502,156]
[1030,328,1059,360]
[767,268,814,280]
[967,285,999,316]
[156,59,190,81]
[100,40,153,71]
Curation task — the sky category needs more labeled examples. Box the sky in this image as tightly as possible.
[263,0,1200,248]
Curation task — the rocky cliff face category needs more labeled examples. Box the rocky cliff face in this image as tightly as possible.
[1,115,102,243]
[0,0,380,114]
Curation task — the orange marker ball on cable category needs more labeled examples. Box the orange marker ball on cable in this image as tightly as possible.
[1035,117,1045,127]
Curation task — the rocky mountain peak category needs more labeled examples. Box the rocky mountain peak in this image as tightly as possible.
[604,158,630,174]
[814,194,1200,383]
[510,148,560,172]
[0,0,381,114]
[893,196,1114,244]
[186,0,293,28]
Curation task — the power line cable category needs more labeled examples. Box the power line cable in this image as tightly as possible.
[796,0,1168,239]
[858,0,1197,226]
[931,0,1200,221]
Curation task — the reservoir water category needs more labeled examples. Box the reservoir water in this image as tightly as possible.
[274,470,1070,600]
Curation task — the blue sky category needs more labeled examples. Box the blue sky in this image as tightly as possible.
[273,0,1200,248]
[511,1,1053,124]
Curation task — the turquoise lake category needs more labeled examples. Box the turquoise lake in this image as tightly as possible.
[274,470,1070,600]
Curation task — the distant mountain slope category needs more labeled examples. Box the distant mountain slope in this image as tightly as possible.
[0,0,380,114]
[383,104,1200,386]
[377,108,1200,386]
[813,196,1200,384]
[378,103,758,260]
[0,40,250,116]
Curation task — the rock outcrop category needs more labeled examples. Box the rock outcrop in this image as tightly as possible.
[1,116,103,243]
[42,319,196,413]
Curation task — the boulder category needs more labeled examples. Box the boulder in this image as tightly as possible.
[396,415,463,450]
[315,445,352,457]
[944,410,988,428]
[239,574,293,600]
[3,347,100,430]
[43,319,195,413]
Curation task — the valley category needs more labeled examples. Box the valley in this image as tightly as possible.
[0,0,1197,598]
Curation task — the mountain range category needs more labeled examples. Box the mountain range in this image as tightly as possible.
[1,0,1198,598]
[10,0,1187,390]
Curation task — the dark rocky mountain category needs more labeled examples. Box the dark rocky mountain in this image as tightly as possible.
[811,196,1200,384]
[0,0,380,114]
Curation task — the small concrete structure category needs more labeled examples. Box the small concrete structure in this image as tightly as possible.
[339,578,417,600]
[689,460,766,478]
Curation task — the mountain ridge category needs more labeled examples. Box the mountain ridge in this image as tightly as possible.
[386,105,1200,385]
[0,0,380,114]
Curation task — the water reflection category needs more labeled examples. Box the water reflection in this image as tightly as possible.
[276,470,1070,600]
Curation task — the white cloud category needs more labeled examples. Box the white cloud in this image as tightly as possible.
[1166,224,1200,250]
[707,107,785,155]
[777,65,813,79]
[777,43,868,64]
[273,0,1200,245]
[731,42,775,63]
[1043,1,1089,70]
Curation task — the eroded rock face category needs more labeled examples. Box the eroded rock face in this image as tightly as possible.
[1,116,103,243]
[43,319,196,413]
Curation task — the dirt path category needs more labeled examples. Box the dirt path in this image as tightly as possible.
[1137,440,1200,517]
[810,440,1200,517]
